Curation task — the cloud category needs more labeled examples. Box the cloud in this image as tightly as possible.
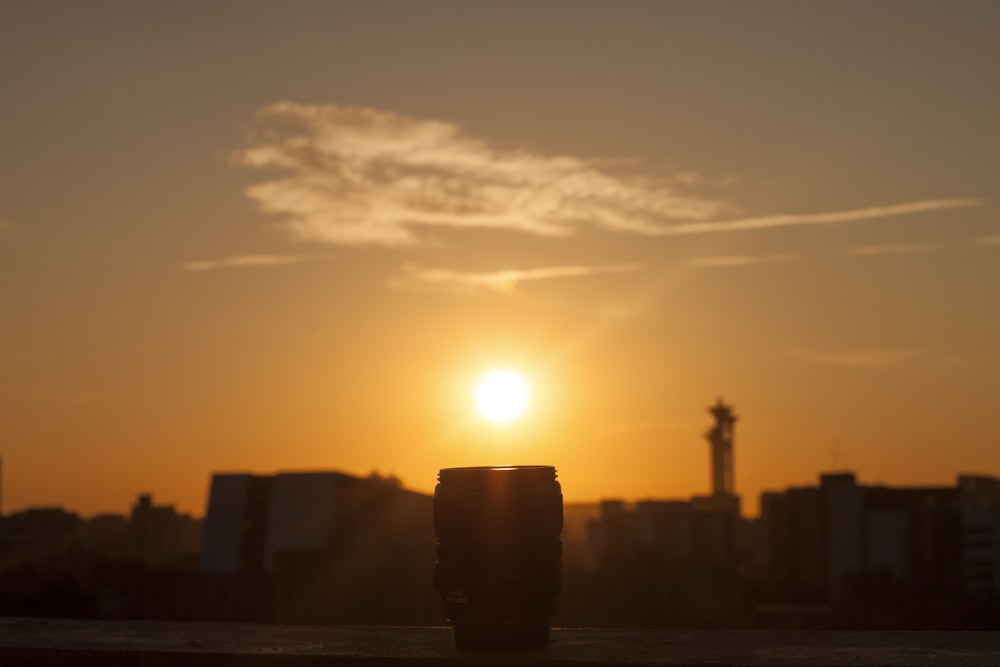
[690,253,801,267]
[234,103,732,246]
[233,102,983,246]
[655,199,982,236]
[841,243,938,257]
[788,348,923,370]
[389,262,643,295]
[973,234,1000,246]
[180,254,316,272]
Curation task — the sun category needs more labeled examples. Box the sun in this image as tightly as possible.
[475,369,530,425]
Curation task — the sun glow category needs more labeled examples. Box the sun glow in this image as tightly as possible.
[475,369,530,424]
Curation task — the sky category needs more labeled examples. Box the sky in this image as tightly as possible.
[2,1,998,517]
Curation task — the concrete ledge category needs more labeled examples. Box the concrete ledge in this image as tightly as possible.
[1,618,999,666]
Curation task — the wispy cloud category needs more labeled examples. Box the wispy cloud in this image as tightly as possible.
[389,262,643,295]
[655,199,981,237]
[234,102,982,247]
[842,243,938,257]
[234,102,728,246]
[788,348,923,370]
[690,253,801,268]
[180,254,317,272]
[973,234,1000,246]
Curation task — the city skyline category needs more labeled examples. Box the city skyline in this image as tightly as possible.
[2,457,995,521]
[2,2,998,516]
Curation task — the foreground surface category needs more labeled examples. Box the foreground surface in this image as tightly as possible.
[1,618,999,666]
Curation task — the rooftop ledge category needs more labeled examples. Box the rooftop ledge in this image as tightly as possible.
[1,619,999,666]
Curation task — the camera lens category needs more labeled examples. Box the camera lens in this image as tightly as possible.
[434,465,563,650]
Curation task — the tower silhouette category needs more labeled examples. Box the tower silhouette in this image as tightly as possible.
[705,398,737,497]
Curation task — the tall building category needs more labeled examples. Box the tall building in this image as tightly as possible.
[760,472,1000,608]
[198,470,439,624]
[957,475,1000,595]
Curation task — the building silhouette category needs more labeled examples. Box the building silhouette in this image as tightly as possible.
[127,495,201,569]
[758,472,1000,628]
[0,507,84,577]
[196,470,440,625]
[200,471,411,573]
[0,495,202,619]
[567,399,744,626]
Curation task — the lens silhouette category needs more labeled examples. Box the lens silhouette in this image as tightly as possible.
[434,465,563,650]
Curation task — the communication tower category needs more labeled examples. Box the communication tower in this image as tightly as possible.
[706,398,737,497]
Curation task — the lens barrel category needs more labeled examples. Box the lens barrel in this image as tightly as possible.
[434,466,563,650]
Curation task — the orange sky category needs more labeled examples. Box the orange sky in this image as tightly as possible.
[1,2,998,517]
